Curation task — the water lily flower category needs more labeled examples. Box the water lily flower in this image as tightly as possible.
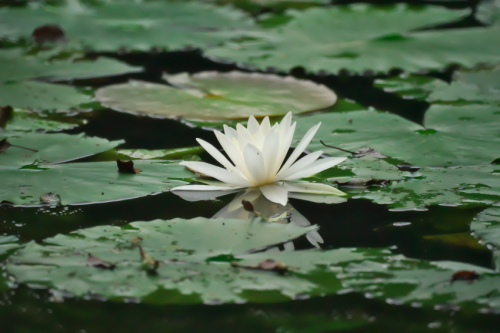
[172,112,346,206]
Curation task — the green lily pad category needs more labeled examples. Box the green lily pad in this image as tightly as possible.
[477,0,500,25]
[0,81,94,112]
[0,47,138,82]
[296,104,500,166]
[0,0,254,52]
[0,159,192,206]
[206,4,500,74]
[471,206,500,268]
[1,108,80,133]
[7,218,317,303]
[0,133,123,167]
[0,235,19,256]
[375,66,500,104]
[95,71,336,119]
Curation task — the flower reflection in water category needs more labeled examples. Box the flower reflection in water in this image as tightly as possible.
[174,188,346,250]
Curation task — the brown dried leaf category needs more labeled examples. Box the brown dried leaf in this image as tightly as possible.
[138,246,159,275]
[87,253,115,270]
[31,24,66,44]
[117,159,141,174]
[0,139,38,154]
[242,200,254,212]
[450,270,480,283]
[0,105,13,128]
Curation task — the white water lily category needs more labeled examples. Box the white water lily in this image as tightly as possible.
[172,112,346,206]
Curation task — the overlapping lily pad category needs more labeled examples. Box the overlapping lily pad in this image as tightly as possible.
[0,47,137,112]
[95,72,336,119]
[1,108,79,133]
[6,218,317,303]
[1,159,193,206]
[7,221,500,308]
[375,66,500,104]
[206,4,500,74]
[0,0,254,52]
[0,133,123,167]
[296,104,500,166]
[471,205,500,268]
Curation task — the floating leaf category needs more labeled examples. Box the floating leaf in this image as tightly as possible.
[471,206,500,268]
[0,133,123,167]
[0,48,137,82]
[476,0,500,25]
[1,108,79,134]
[7,218,316,303]
[95,71,336,119]
[0,159,192,206]
[375,66,500,104]
[296,104,500,166]
[206,5,499,74]
[0,0,254,52]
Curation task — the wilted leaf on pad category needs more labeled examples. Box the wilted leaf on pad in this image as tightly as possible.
[117,159,141,174]
[96,71,336,119]
[0,159,192,206]
[0,0,254,52]
[297,104,500,166]
[206,5,499,74]
[87,253,115,270]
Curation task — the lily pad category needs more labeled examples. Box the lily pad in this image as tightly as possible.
[206,4,500,74]
[296,104,500,166]
[95,71,336,119]
[471,205,500,268]
[0,132,123,167]
[0,81,95,112]
[477,0,500,25]
[0,47,138,82]
[375,66,500,104]
[0,0,254,52]
[311,156,500,209]
[0,159,192,206]
[6,218,317,303]
[1,108,80,133]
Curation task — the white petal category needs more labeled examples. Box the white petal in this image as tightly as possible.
[171,184,245,191]
[275,150,323,181]
[283,181,345,196]
[247,115,260,134]
[260,184,289,206]
[284,157,346,181]
[277,122,320,177]
[280,112,292,133]
[262,130,279,180]
[236,123,253,154]
[196,138,236,172]
[260,116,271,135]
[306,230,323,248]
[283,242,295,251]
[180,161,252,186]
[243,144,267,185]
[214,130,252,181]
[272,122,296,176]
[223,125,238,140]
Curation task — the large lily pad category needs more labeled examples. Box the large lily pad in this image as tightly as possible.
[0,133,123,167]
[1,108,80,133]
[206,4,500,74]
[0,81,95,112]
[471,205,500,268]
[296,104,500,166]
[95,71,336,119]
[0,47,138,82]
[7,218,317,303]
[375,66,500,104]
[0,159,192,206]
[0,0,254,52]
